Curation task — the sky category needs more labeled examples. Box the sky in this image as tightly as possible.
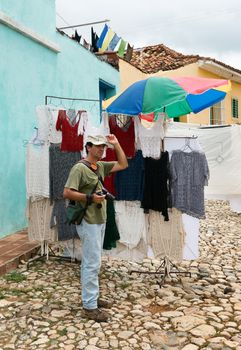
[56,0,241,71]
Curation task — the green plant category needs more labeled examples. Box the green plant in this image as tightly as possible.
[4,271,27,283]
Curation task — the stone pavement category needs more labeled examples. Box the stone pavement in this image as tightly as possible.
[0,200,241,350]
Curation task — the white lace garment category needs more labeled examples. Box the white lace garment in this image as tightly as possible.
[148,208,185,262]
[35,105,62,144]
[26,197,57,243]
[134,113,165,158]
[114,201,148,249]
[26,143,50,199]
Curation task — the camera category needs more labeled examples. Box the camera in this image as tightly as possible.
[96,187,115,201]
[95,187,115,208]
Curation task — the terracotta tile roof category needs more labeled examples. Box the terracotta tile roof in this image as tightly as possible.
[129,44,241,75]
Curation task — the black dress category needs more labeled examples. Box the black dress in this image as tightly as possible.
[141,152,170,221]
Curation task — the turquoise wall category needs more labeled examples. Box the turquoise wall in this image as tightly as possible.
[0,0,119,237]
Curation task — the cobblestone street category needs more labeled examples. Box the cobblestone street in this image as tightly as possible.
[0,200,241,350]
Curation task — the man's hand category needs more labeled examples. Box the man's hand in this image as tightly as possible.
[106,134,119,146]
[92,193,106,203]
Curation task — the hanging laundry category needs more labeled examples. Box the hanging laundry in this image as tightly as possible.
[114,150,145,201]
[182,213,200,260]
[114,201,148,250]
[148,209,184,262]
[108,33,121,51]
[141,152,170,221]
[124,43,134,62]
[91,27,99,52]
[72,30,81,43]
[56,110,87,152]
[97,24,108,49]
[134,113,165,158]
[170,150,209,219]
[36,105,62,144]
[102,148,117,195]
[99,27,115,52]
[83,39,89,49]
[50,199,79,241]
[27,197,57,243]
[26,143,50,199]
[117,39,127,58]
[103,199,120,250]
[49,143,81,203]
[109,115,135,158]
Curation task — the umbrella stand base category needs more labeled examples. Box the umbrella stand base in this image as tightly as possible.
[26,241,79,269]
[130,256,191,287]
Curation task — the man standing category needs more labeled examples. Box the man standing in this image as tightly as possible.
[63,134,127,322]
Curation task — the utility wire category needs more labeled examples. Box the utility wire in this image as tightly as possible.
[58,19,110,30]
[122,7,241,34]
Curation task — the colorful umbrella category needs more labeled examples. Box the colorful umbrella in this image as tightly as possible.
[105,76,230,118]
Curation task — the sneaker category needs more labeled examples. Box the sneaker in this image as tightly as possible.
[98,298,113,309]
[81,308,110,322]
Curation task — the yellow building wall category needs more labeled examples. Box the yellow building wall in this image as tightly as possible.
[119,59,241,125]
[119,59,146,91]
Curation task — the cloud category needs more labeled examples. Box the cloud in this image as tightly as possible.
[56,0,241,69]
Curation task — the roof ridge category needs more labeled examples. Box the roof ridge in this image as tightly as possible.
[130,43,241,75]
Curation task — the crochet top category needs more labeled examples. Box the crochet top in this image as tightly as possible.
[134,114,165,158]
[56,110,87,151]
[170,150,209,218]
[114,150,145,201]
[49,143,81,203]
[109,115,136,158]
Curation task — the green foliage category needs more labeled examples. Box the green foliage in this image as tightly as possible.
[3,271,27,283]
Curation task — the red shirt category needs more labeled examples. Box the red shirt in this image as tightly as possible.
[109,116,136,158]
[102,148,117,195]
[56,110,85,152]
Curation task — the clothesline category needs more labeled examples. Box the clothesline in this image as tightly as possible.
[45,95,100,105]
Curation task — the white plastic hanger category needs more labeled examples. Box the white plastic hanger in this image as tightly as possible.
[23,127,45,147]
[180,138,194,152]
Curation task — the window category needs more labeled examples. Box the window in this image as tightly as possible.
[210,101,225,125]
[231,98,239,119]
[99,79,116,115]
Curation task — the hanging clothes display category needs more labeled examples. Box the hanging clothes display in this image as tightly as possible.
[26,197,57,243]
[36,105,62,144]
[49,143,81,203]
[109,115,136,158]
[134,113,165,158]
[49,143,81,241]
[104,201,148,262]
[164,134,203,260]
[102,148,117,195]
[81,111,110,158]
[50,199,78,241]
[182,213,200,260]
[148,209,185,262]
[141,152,170,221]
[114,201,148,249]
[170,150,209,219]
[56,109,87,151]
[103,200,120,250]
[105,239,147,263]
[26,143,50,199]
[26,103,210,264]
[115,150,145,201]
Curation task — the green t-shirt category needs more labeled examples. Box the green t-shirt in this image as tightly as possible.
[65,161,116,224]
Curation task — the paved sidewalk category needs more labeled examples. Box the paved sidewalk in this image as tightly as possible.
[0,201,241,349]
[0,230,39,276]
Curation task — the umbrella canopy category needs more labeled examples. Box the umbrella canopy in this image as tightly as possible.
[105,76,230,118]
